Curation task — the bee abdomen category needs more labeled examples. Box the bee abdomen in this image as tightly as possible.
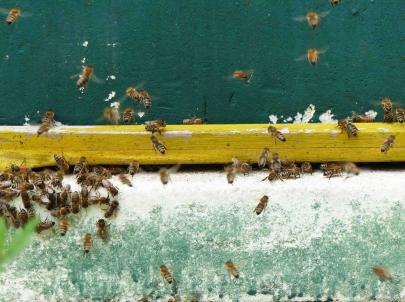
[59,219,69,236]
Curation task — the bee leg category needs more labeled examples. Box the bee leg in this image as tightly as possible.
[261,176,268,181]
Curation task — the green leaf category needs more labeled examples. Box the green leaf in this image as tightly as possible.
[3,217,39,263]
[0,218,6,263]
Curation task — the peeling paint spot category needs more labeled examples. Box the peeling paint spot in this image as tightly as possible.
[377,128,389,132]
[268,114,278,124]
[164,131,193,137]
[280,128,290,134]
[104,91,116,102]
[304,129,314,133]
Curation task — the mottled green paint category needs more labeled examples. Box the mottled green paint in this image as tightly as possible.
[0,0,403,125]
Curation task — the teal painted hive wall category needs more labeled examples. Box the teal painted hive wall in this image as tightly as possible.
[0,0,403,125]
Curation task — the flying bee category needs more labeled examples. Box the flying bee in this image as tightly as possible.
[151,135,167,154]
[101,179,119,196]
[71,191,81,214]
[73,156,89,175]
[122,107,134,123]
[103,107,121,125]
[372,266,393,281]
[395,108,405,123]
[258,147,270,169]
[76,65,93,88]
[225,260,240,278]
[293,11,330,29]
[104,200,119,218]
[96,218,109,241]
[225,165,236,184]
[0,7,30,25]
[351,114,374,123]
[330,0,342,6]
[159,165,180,185]
[145,120,167,134]
[182,116,204,125]
[270,152,282,173]
[160,265,175,284]
[231,69,254,83]
[268,126,286,142]
[296,48,328,65]
[37,110,55,136]
[254,195,269,215]
[128,160,140,176]
[125,86,153,110]
[301,162,313,174]
[54,154,69,172]
[59,219,69,236]
[36,219,55,234]
[119,174,132,187]
[343,162,360,176]
[18,209,29,226]
[83,233,93,255]
[381,98,395,122]
[381,135,395,153]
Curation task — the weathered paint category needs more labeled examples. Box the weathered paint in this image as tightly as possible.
[0,1,403,125]
[0,123,404,169]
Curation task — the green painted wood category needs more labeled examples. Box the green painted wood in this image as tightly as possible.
[0,0,403,125]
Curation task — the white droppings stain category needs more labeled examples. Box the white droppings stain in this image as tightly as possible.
[106,75,116,81]
[293,104,315,124]
[107,42,118,47]
[330,130,339,137]
[377,128,389,132]
[285,117,293,122]
[81,57,86,63]
[104,91,116,102]
[319,110,337,123]
[269,114,278,124]
[82,41,89,47]
[137,112,145,118]
[4,54,9,60]
[365,110,378,119]
[280,128,290,134]
[110,101,120,109]
[79,87,85,94]
[23,115,30,126]
[163,131,193,137]
[54,121,64,127]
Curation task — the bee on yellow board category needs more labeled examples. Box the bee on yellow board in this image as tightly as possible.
[296,48,328,65]
[0,7,31,25]
[293,11,330,29]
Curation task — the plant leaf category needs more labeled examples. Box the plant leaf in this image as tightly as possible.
[3,217,39,263]
[0,218,6,264]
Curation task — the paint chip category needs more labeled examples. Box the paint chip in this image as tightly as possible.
[104,91,116,102]
[269,114,278,124]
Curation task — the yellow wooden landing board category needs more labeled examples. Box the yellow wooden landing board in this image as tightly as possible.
[0,123,403,169]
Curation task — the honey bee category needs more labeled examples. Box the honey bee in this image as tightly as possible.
[270,152,282,173]
[225,260,240,278]
[71,191,81,214]
[293,11,330,29]
[300,162,313,174]
[80,186,89,208]
[30,172,45,190]
[83,233,93,255]
[37,110,55,136]
[296,48,328,65]
[51,206,70,218]
[343,162,359,175]
[321,162,343,179]
[232,69,254,83]
[119,174,132,187]
[225,165,236,184]
[182,116,204,124]
[96,218,109,241]
[51,170,64,189]
[395,108,405,123]
[126,87,153,109]
[101,179,119,196]
[151,135,167,154]
[381,135,395,153]
[261,169,283,182]
[77,65,94,88]
[145,120,167,134]
[381,98,395,122]
[18,208,29,226]
[73,156,89,175]
[372,266,393,281]
[258,147,270,169]
[128,160,140,176]
[330,0,342,6]
[280,163,301,179]
[160,265,175,284]
[54,154,69,172]
[104,107,121,125]
[159,165,180,185]
[351,114,374,123]
[268,126,286,142]
[1,7,22,25]
[36,219,55,234]
[59,218,69,236]
[93,166,112,178]
[20,188,31,209]
[104,200,119,218]
[254,195,269,215]
[337,119,358,138]
[122,108,134,123]
[6,205,20,228]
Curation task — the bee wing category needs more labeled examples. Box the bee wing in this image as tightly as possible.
[317,47,329,55]
[319,10,330,18]
[70,74,80,79]
[292,15,307,22]
[20,12,32,18]
[169,164,181,173]
[91,74,105,85]
[135,82,145,90]
[295,53,307,61]
[0,8,9,15]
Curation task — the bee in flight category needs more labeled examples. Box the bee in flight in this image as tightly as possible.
[381,135,395,154]
[296,48,328,65]
[159,165,180,185]
[372,266,393,281]
[125,86,153,110]
[258,147,270,169]
[103,107,121,125]
[0,7,30,25]
[122,108,134,124]
[254,195,269,215]
[72,65,103,89]
[225,260,240,278]
[268,126,286,142]
[293,11,330,29]
[230,69,254,83]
